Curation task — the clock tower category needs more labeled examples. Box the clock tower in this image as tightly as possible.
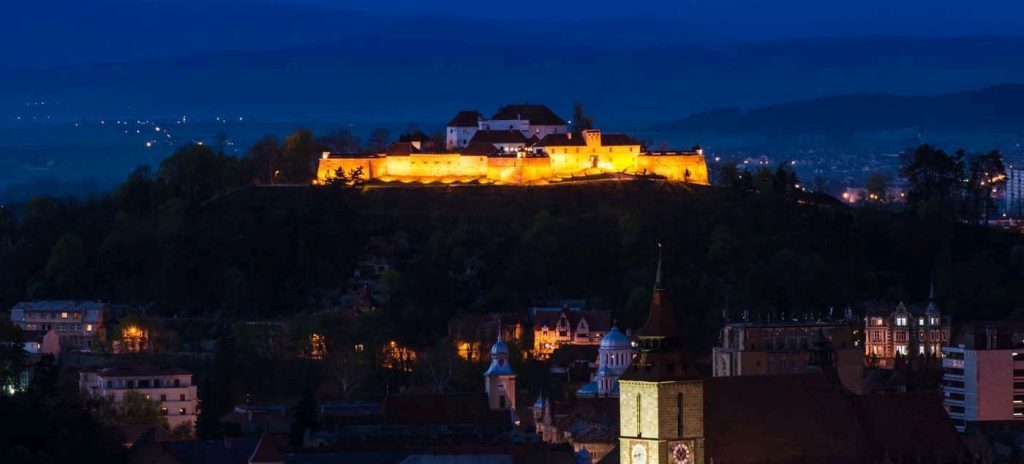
[619,246,705,464]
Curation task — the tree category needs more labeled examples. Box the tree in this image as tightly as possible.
[366,128,391,153]
[45,232,88,297]
[279,129,321,184]
[325,347,368,401]
[964,150,1006,224]
[865,172,892,203]
[716,161,740,188]
[415,338,458,394]
[0,319,26,393]
[318,129,360,155]
[900,144,963,214]
[572,102,595,133]
[119,390,169,428]
[158,144,245,206]
[248,136,281,185]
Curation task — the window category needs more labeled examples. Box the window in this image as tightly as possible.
[126,380,135,388]
[106,380,113,388]
[676,393,684,437]
[160,407,168,416]
[1014,382,1024,390]
[139,380,151,388]
[1014,370,1024,377]
[86,324,93,332]
[160,394,167,402]
[896,316,907,327]
[636,393,642,438]
[180,394,185,401]
[499,395,506,409]
[61,312,68,319]
[174,379,181,387]
[179,408,187,415]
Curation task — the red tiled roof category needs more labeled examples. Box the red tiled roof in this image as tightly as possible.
[469,130,528,145]
[447,110,482,128]
[461,142,499,156]
[385,142,420,156]
[598,133,638,146]
[534,134,584,147]
[851,391,967,460]
[704,374,873,464]
[492,105,566,126]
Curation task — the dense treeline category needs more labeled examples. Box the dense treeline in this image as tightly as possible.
[1,140,1023,344]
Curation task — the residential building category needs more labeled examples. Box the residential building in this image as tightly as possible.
[448,313,524,361]
[22,329,60,356]
[712,320,863,392]
[10,300,105,351]
[1006,167,1024,217]
[863,287,951,368]
[80,365,199,433]
[941,321,1024,433]
[532,303,611,360]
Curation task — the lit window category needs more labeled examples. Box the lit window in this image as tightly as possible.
[86,324,93,332]
[61,312,68,319]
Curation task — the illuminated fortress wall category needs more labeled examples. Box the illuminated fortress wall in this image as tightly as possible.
[638,153,709,183]
[315,128,708,185]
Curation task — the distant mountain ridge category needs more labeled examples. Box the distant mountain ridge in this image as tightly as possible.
[657,85,1024,135]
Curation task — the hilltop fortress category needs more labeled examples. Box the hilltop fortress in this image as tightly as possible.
[316,105,708,185]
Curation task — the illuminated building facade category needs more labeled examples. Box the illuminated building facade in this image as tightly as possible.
[941,321,1024,433]
[317,106,708,185]
[80,365,198,433]
[532,303,611,360]
[864,287,950,368]
[10,300,105,351]
[484,331,517,414]
[712,320,864,391]
[448,313,524,361]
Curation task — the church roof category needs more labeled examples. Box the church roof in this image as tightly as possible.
[447,110,482,127]
[491,104,566,126]
[702,373,966,463]
[599,325,631,350]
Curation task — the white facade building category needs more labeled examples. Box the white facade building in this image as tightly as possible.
[80,365,199,432]
[577,324,634,398]
[10,301,105,351]
[941,321,1024,433]
[445,105,568,150]
[484,331,517,413]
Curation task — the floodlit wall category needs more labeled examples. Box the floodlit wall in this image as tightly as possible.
[315,150,708,185]
[317,157,387,183]
[638,154,709,184]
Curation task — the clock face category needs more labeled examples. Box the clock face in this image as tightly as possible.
[631,443,648,464]
[672,443,691,464]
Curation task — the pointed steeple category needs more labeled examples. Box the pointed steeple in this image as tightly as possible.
[926,277,940,315]
[654,243,665,291]
[638,244,682,342]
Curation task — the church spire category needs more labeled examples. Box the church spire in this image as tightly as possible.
[654,243,664,291]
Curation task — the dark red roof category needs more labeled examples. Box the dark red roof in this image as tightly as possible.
[702,373,967,464]
[599,133,638,146]
[532,308,611,333]
[447,110,482,127]
[385,142,420,156]
[382,394,509,427]
[461,141,499,156]
[851,391,967,460]
[534,134,584,147]
[469,130,528,145]
[491,105,566,126]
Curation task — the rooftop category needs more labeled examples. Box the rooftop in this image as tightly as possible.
[491,104,566,126]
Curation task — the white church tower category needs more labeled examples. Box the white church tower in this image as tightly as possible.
[484,330,517,412]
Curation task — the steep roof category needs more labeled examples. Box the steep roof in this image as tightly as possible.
[533,308,611,333]
[701,373,966,464]
[491,104,566,126]
[599,133,638,146]
[384,142,420,156]
[469,130,528,145]
[534,133,584,147]
[447,110,482,127]
[461,141,499,156]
